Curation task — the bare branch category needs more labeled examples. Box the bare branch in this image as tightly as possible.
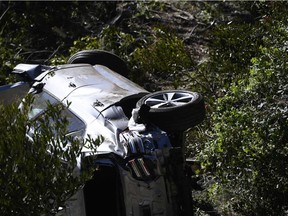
[0,5,10,22]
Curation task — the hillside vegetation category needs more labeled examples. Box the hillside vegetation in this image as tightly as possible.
[1,1,288,215]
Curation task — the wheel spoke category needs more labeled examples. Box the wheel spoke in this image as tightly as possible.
[170,101,187,106]
[171,95,193,103]
[151,102,170,108]
[145,98,166,108]
[146,98,166,103]
[166,92,175,101]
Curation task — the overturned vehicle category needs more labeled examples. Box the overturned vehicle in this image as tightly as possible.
[0,50,205,216]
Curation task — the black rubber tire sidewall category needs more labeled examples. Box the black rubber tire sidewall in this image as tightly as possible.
[136,90,206,132]
[67,50,129,77]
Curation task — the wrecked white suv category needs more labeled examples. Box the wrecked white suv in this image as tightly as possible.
[0,50,205,216]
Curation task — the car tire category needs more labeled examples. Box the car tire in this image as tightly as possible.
[67,49,129,77]
[136,90,206,132]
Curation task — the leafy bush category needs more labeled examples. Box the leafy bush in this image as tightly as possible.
[130,27,193,88]
[194,5,288,215]
[0,96,98,215]
[68,26,135,60]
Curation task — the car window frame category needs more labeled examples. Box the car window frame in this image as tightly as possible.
[28,90,86,135]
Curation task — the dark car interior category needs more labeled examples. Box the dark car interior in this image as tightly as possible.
[83,162,125,216]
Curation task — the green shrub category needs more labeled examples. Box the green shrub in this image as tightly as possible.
[0,96,98,215]
[196,16,288,216]
[130,27,193,87]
